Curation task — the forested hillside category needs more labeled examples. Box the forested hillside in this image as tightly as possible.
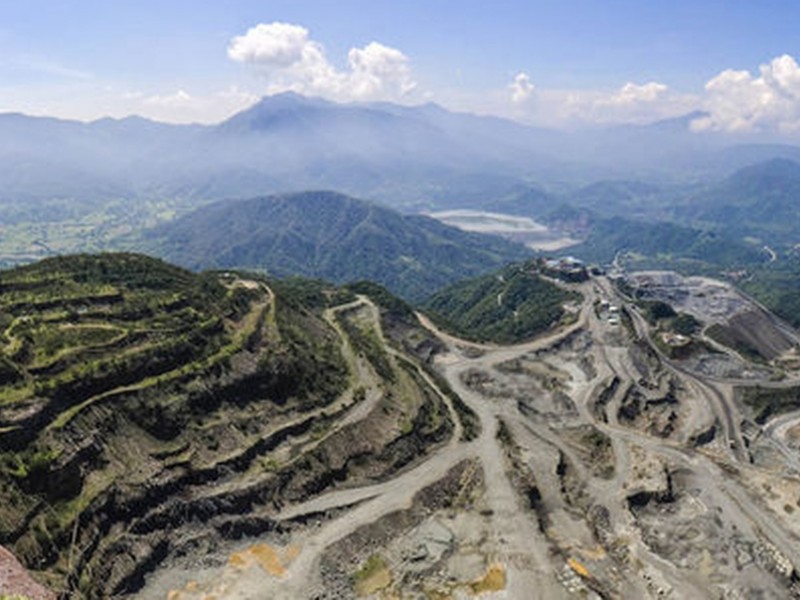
[144,191,532,302]
[424,262,580,344]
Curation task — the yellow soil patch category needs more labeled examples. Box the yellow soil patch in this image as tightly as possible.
[169,543,299,597]
[698,549,715,577]
[425,591,455,600]
[228,552,249,568]
[285,545,300,562]
[227,543,290,576]
[251,544,287,576]
[577,544,607,561]
[227,543,300,576]
[567,557,590,579]
[469,563,506,594]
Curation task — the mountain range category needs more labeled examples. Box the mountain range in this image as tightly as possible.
[4,92,800,314]
[678,158,800,243]
[4,92,800,219]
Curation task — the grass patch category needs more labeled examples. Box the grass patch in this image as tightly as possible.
[353,553,392,597]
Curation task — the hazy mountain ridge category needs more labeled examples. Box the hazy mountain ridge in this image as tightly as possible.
[680,158,800,243]
[0,94,562,209]
[3,92,800,215]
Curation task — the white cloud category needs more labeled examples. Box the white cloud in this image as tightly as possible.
[347,42,416,98]
[606,81,669,104]
[228,22,310,67]
[144,89,194,107]
[505,74,694,126]
[692,54,800,133]
[228,22,416,102]
[509,72,535,104]
[583,81,688,123]
[504,55,800,132]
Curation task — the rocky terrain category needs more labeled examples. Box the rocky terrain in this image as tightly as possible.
[0,544,55,599]
[135,268,800,599]
[2,256,800,599]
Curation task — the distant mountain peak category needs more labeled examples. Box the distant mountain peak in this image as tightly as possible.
[91,114,148,124]
[217,92,343,132]
[733,156,800,180]
[253,90,331,107]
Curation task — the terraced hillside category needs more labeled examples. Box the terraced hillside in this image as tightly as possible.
[0,255,460,597]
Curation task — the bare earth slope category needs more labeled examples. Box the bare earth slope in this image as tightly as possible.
[0,544,55,600]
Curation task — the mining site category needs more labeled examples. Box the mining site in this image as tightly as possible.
[5,8,800,600]
[2,258,800,599]
[118,269,800,599]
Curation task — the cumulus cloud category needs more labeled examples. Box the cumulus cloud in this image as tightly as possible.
[347,42,416,98]
[509,72,535,104]
[504,56,800,133]
[228,22,416,102]
[228,22,310,67]
[606,81,669,104]
[692,54,800,133]
[582,81,687,122]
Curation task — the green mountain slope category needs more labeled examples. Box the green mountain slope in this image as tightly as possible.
[682,158,800,244]
[740,258,800,329]
[565,217,768,270]
[423,262,580,344]
[143,191,532,302]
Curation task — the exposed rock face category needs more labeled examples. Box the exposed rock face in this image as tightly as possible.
[0,545,55,600]
[316,460,485,599]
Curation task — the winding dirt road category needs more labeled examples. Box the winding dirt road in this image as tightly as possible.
[141,276,800,600]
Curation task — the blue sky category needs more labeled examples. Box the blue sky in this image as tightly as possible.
[1,1,799,131]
